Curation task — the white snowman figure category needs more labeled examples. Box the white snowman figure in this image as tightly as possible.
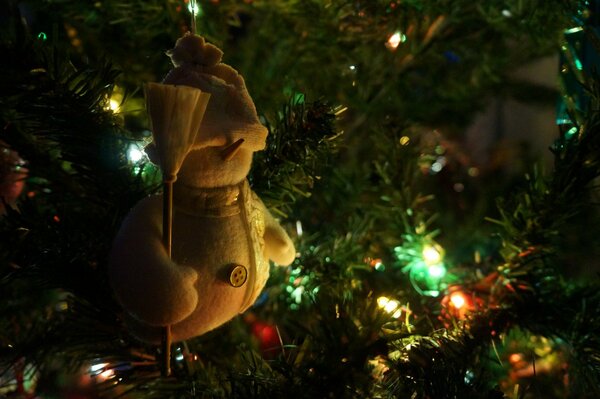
[109,34,296,343]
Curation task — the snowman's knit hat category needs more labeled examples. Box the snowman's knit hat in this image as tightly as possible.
[163,33,268,151]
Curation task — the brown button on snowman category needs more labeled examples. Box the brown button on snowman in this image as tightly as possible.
[109,33,296,344]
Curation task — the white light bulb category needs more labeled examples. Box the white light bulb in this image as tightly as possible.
[188,2,201,15]
[127,144,144,163]
[427,264,446,278]
[109,99,120,112]
[422,245,442,265]
[90,363,107,373]
[387,31,406,49]
[296,220,303,236]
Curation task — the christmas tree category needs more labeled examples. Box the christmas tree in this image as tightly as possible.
[2,0,600,397]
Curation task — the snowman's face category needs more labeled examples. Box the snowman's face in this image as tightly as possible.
[177,140,254,188]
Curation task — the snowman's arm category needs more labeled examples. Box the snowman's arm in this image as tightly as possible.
[109,195,198,326]
[252,193,296,266]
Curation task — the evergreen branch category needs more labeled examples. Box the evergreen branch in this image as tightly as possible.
[0,1,597,398]
[250,98,340,218]
[344,38,600,397]
[388,71,600,398]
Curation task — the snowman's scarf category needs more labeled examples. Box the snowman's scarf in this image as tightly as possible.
[173,180,267,313]
[174,182,241,218]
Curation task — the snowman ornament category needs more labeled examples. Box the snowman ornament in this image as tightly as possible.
[109,33,296,343]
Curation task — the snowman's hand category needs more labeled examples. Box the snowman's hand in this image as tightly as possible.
[264,224,296,266]
[144,261,199,326]
[253,193,296,266]
[109,195,199,326]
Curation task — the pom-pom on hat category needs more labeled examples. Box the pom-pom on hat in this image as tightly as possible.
[163,33,268,151]
[166,34,223,68]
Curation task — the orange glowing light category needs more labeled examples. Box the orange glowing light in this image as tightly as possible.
[509,353,523,365]
[450,292,466,309]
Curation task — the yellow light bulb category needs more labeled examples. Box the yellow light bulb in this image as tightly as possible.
[384,300,399,313]
[377,296,402,318]
[377,296,390,308]
[109,99,120,112]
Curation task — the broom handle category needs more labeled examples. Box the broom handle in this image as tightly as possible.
[163,181,173,258]
[161,181,173,377]
[191,0,197,35]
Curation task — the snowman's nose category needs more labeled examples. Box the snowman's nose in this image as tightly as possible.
[221,138,245,161]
